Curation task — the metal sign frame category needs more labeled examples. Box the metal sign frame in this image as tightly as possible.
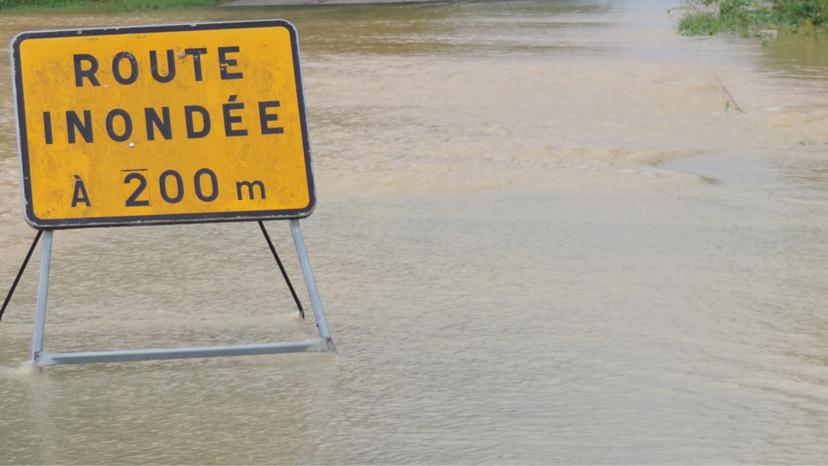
[30,220,334,367]
[7,20,335,367]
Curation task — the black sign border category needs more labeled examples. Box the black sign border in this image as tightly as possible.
[11,19,315,229]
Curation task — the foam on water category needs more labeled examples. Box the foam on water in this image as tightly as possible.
[0,360,41,381]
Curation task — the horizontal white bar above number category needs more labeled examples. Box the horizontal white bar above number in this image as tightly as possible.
[36,338,330,366]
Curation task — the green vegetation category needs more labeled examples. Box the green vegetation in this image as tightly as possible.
[678,11,721,35]
[679,0,828,36]
[0,0,222,12]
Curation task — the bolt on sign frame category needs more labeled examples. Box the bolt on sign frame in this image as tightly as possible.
[10,19,334,366]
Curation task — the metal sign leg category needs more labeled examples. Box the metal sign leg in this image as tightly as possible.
[290,220,334,348]
[259,221,305,319]
[0,229,43,322]
[31,229,53,363]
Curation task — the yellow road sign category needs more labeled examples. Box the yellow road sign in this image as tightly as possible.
[12,20,314,228]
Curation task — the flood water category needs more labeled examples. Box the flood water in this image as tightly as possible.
[1,0,828,463]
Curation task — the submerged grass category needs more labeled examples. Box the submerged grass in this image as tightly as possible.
[678,10,721,35]
[679,0,828,36]
[0,0,222,12]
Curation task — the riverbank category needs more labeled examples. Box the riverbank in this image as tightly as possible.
[679,0,828,36]
[225,0,438,5]
[0,0,441,11]
[0,0,221,11]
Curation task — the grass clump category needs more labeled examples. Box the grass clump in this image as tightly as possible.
[775,0,828,27]
[678,0,828,36]
[0,0,222,11]
[679,11,721,35]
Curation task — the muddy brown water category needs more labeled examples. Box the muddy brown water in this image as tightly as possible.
[1,1,828,463]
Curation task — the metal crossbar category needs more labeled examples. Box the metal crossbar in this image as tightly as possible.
[37,339,328,366]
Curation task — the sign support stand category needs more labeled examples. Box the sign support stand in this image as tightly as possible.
[29,221,334,367]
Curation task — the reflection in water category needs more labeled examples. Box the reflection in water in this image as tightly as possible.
[1,0,828,463]
[762,32,828,80]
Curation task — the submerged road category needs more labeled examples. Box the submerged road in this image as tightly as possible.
[1,0,828,463]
